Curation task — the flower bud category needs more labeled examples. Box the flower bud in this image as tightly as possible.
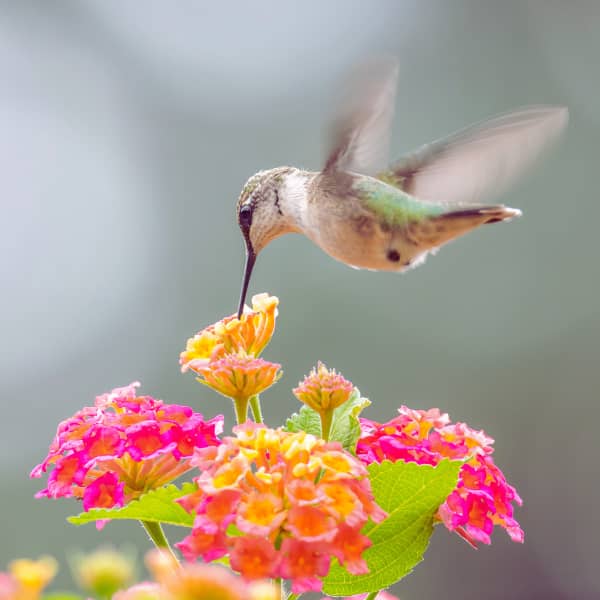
[293,362,354,414]
[71,547,136,598]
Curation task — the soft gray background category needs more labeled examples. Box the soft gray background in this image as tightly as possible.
[1,1,598,598]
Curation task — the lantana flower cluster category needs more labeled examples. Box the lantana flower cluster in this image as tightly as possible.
[31,382,223,512]
[357,406,523,546]
[30,291,524,598]
[0,556,57,600]
[115,550,279,600]
[180,294,282,407]
[176,422,386,594]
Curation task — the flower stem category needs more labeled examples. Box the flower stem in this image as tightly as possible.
[233,397,250,425]
[273,578,283,600]
[286,593,299,600]
[141,520,179,564]
[249,395,263,423]
[365,592,379,600]
[320,410,333,442]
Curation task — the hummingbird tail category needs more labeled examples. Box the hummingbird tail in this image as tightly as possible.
[416,205,522,249]
[443,205,522,224]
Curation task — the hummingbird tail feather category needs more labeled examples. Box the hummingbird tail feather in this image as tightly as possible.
[414,205,522,249]
[443,205,522,224]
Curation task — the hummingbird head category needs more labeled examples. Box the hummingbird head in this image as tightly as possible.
[235,167,302,317]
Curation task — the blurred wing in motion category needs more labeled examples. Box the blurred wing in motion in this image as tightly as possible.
[323,58,399,176]
[378,105,568,205]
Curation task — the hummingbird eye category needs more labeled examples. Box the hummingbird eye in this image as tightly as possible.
[239,204,253,229]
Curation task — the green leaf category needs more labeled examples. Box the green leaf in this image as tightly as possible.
[329,389,371,453]
[67,483,196,527]
[285,403,321,437]
[42,594,84,600]
[323,459,462,596]
[284,388,371,453]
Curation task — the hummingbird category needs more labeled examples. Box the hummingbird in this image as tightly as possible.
[235,60,568,317]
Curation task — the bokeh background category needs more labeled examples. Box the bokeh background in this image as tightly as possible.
[2,1,599,598]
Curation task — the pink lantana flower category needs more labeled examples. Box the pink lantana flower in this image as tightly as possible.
[176,423,386,594]
[31,382,223,517]
[357,406,523,547]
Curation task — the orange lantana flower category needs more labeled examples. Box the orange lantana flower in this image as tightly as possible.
[180,294,278,373]
[196,354,281,403]
[176,423,386,594]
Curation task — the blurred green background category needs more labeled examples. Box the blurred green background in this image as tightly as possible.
[2,1,598,598]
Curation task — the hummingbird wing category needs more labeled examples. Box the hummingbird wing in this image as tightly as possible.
[377,106,568,205]
[323,58,399,176]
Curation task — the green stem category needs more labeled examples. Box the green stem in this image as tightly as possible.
[141,520,179,564]
[365,592,379,600]
[286,593,299,600]
[249,395,263,423]
[233,397,250,425]
[320,410,333,442]
[273,578,283,600]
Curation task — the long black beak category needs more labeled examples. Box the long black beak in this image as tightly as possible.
[237,248,256,318]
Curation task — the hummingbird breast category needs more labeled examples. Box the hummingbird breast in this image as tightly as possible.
[310,212,430,272]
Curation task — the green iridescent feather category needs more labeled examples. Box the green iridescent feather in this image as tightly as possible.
[354,178,444,226]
